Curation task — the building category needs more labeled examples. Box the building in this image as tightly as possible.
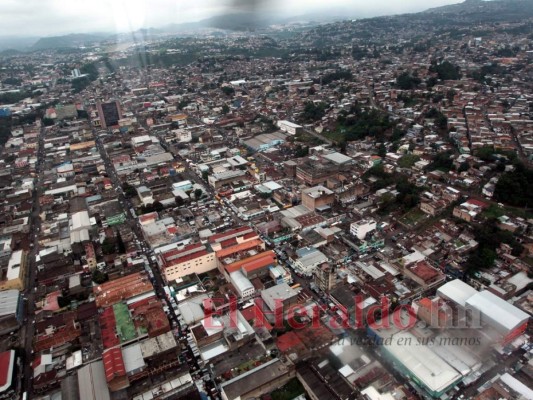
[0,290,21,335]
[452,199,488,222]
[223,250,275,279]
[437,279,478,308]
[0,250,27,291]
[220,358,294,400]
[260,283,299,312]
[93,272,154,308]
[209,226,257,251]
[376,330,462,397]
[402,260,446,289]
[102,347,129,392]
[172,180,193,192]
[97,101,122,129]
[438,280,530,343]
[291,247,328,277]
[0,350,15,395]
[277,120,303,135]
[466,290,529,342]
[208,170,246,189]
[77,361,111,400]
[301,185,335,212]
[244,132,287,152]
[350,219,377,240]
[295,155,352,186]
[160,243,217,282]
[314,263,336,292]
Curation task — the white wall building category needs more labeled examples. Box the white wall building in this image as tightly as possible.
[277,120,303,135]
[350,219,377,240]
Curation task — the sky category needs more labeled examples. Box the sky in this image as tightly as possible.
[0,0,463,37]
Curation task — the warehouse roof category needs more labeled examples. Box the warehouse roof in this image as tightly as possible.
[0,290,18,317]
[384,331,461,395]
[437,279,478,307]
[466,290,530,333]
[77,361,111,400]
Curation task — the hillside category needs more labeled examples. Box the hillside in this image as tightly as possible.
[297,0,533,47]
[31,33,109,50]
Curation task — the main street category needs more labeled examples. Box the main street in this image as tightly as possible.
[92,128,168,296]
[20,122,46,397]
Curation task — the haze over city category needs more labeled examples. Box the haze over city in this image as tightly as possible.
[1,0,465,36]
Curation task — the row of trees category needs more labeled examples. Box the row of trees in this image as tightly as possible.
[493,163,533,208]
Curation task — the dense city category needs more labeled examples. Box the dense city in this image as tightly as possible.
[0,0,532,399]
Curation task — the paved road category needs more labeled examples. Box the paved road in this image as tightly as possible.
[20,123,46,397]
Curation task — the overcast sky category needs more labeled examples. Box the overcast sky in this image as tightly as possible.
[0,0,463,37]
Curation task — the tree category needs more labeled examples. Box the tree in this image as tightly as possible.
[222,104,230,114]
[457,161,469,173]
[425,108,448,129]
[101,238,116,255]
[116,231,126,254]
[429,60,461,81]
[426,76,438,88]
[122,182,137,198]
[57,296,70,308]
[175,196,184,207]
[43,117,55,126]
[396,72,421,90]
[475,146,496,162]
[428,151,454,172]
[493,163,533,208]
[92,269,109,284]
[398,154,420,168]
[201,170,209,181]
[294,145,309,158]
[301,101,328,122]
[377,143,387,158]
[221,86,235,96]
[446,89,456,103]
[153,201,164,212]
[194,188,203,199]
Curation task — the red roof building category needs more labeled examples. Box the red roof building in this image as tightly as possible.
[102,348,129,392]
[0,350,14,393]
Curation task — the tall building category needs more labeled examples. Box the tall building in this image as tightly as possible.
[97,101,122,129]
[314,263,336,292]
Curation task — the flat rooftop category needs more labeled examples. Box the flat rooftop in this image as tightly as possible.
[221,358,289,400]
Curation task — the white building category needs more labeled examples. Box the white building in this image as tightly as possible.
[292,247,328,277]
[171,129,192,143]
[229,270,255,299]
[172,180,193,192]
[350,219,377,240]
[277,120,303,135]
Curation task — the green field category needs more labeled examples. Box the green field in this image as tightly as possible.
[399,208,427,227]
[113,303,137,343]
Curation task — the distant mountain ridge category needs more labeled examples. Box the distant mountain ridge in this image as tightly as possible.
[424,0,533,19]
[2,0,532,52]
[31,33,110,50]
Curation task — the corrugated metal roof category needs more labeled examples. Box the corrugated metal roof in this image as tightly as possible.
[78,361,111,400]
[0,290,18,317]
[466,290,530,332]
[437,279,477,307]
